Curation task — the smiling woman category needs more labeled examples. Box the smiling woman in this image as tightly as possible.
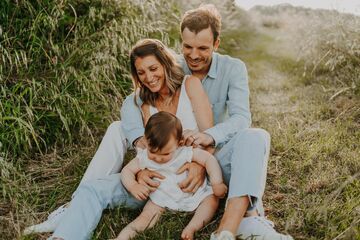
[135,56,166,93]
[129,39,213,134]
[129,39,184,108]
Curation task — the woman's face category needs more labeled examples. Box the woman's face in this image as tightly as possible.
[134,55,166,93]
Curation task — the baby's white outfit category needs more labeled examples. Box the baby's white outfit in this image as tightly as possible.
[136,146,213,211]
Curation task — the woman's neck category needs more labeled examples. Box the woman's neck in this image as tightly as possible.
[158,87,171,102]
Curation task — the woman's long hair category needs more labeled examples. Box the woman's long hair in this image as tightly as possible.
[130,39,184,106]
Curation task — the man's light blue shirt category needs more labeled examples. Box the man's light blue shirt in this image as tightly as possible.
[120,52,251,147]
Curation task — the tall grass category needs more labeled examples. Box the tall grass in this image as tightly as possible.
[0,0,180,158]
[248,5,360,239]
[251,5,360,98]
[0,0,180,238]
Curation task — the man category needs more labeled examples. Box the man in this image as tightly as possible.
[122,5,292,240]
[46,4,293,240]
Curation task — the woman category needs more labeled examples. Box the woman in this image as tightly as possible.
[24,38,215,238]
[130,38,213,135]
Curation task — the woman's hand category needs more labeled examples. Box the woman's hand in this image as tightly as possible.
[177,162,206,193]
[212,183,228,198]
[136,169,165,192]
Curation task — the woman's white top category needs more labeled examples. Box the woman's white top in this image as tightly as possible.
[149,75,198,131]
[136,147,213,211]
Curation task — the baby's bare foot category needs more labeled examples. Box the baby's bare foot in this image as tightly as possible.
[181,226,196,240]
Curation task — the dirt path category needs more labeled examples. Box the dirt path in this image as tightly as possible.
[230,26,360,240]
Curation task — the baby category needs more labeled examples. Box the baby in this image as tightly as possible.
[116,111,227,240]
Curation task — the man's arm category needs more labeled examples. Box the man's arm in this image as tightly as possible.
[204,60,251,146]
[120,93,145,146]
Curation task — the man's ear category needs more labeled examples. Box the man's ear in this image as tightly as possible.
[214,38,220,51]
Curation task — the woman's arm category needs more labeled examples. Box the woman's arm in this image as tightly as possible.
[121,158,151,201]
[185,76,213,132]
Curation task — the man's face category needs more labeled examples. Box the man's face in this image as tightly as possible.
[181,27,220,76]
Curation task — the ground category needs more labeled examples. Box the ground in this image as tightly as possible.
[13,19,360,240]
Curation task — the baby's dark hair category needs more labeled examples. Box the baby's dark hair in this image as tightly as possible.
[145,111,182,152]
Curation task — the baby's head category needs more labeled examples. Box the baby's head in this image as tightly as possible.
[144,111,183,163]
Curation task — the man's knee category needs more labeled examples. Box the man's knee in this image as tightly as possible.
[235,128,270,148]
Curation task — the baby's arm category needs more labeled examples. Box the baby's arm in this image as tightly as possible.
[192,148,227,198]
[121,158,150,201]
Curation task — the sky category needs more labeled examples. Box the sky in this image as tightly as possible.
[235,0,360,15]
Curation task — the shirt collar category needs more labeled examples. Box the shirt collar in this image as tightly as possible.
[207,52,218,79]
[181,52,218,80]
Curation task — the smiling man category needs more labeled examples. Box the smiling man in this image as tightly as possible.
[177,6,293,239]
[181,27,218,79]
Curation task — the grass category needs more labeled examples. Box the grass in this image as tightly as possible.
[236,14,360,238]
[0,0,180,158]
[2,1,360,240]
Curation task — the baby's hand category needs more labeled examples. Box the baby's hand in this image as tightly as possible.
[129,183,150,201]
[212,183,227,198]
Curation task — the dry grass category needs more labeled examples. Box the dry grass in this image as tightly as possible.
[1,2,359,240]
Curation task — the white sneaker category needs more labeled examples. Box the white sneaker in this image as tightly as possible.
[23,204,68,235]
[237,216,293,240]
[210,230,235,240]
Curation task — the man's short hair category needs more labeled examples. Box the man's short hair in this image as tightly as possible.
[180,4,222,43]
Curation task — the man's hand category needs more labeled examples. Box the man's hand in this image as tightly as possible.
[177,162,206,193]
[129,183,151,201]
[134,136,147,149]
[183,130,215,148]
[136,169,165,192]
